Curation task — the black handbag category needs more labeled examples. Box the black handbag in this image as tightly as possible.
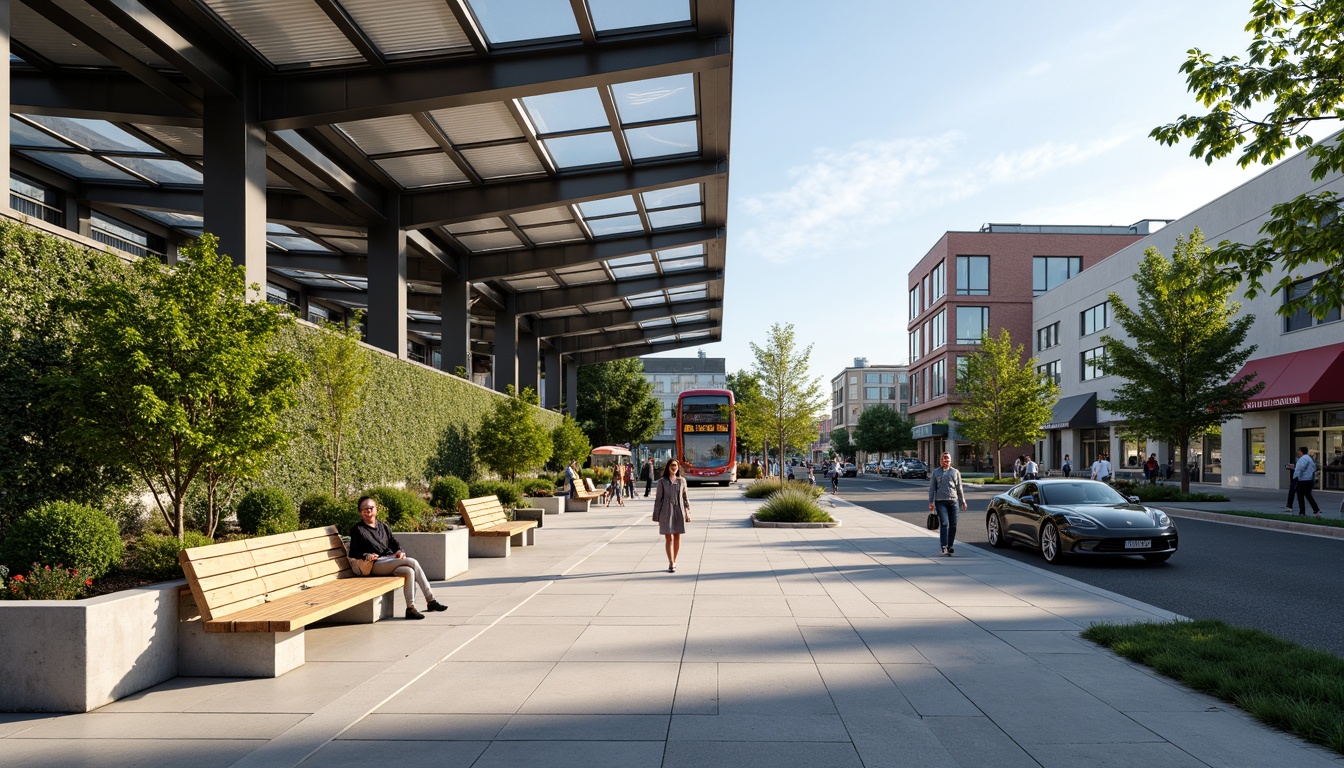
[926,512,940,530]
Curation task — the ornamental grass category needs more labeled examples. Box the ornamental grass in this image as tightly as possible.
[753,488,835,524]
[743,479,824,500]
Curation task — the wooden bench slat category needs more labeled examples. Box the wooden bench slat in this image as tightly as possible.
[205,577,404,633]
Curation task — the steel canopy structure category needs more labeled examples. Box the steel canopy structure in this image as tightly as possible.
[3,0,732,412]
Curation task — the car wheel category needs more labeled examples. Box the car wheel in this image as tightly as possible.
[986,511,1010,548]
[1040,521,1063,564]
[1142,553,1172,563]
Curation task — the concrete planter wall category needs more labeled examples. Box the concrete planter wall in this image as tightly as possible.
[532,496,564,515]
[0,581,184,713]
[395,529,469,581]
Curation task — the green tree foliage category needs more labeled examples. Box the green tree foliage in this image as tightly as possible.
[576,359,662,447]
[235,487,299,536]
[747,323,826,472]
[726,369,770,460]
[952,329,1059,478]
[476,386,554,482]
[551,413,592,468]
[0,221,131,535]
[854,405,914,459]
[307,312,371,497]
[54,234,304,539]
[1152,0,1344,317]
[1100,230,1263,492]
[830,427,854,460]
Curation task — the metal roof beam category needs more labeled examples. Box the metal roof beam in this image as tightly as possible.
[259,34,731,129]
[268,254,368,274]
[515,269,718,314]
[269,130,384,221]
[78,183,359,228]
[10,69,201,124]
[534,299,720,338]
[556,321,716,354]
[470,228,721,280]
[403,159,724,229]
[569,334,721,366]
[82,0,239,96]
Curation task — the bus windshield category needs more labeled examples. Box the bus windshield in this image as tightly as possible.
[680,394,732,468]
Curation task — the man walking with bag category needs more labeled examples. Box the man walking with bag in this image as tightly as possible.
[1293,446,1321,516]
[928,452,968,556]
[641,457,656,497]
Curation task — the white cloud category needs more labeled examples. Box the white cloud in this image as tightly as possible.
[737,132,1132,265]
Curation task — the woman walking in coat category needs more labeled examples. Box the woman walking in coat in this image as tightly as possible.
[653,459,691,572]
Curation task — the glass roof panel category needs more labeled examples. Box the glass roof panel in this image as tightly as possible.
[429,103,523,145]
[669,287,708,301]
[512,207,571,226]
[640,317,673,329]
[445,218,506,234]
[642,184,701,210]
[134,125,204,157]
[112,157,203,185]
[20,151,137,182]
[611,74,696,124]
[657,244,704,259]
[504,275,559,291]
[648,206,702,229]
[521,88,608,134]
[139,210,205,230]
[588,0,690,31]
[626,121,698,160]
[465,0,579,44]
[679,329,712,340]
[374,155,469,187]
[408,310,440,322]
[607,254,652,267]
[627,294,666,308]
[647,333,678,344]
[524,222,585,244]
[458,231,524,252]
[612,263,659,279]
[324,238,368,254]
[587,214,644,238]
[22,115,158,153]
[339,0,472,57]
[535,306,584,318]
[460,143,546,179]
[542,134,621,169]
[586,299,626,313]
[266,223,298,235]
[10,118,71,149]
[556,268,608,286]
[268,235,331,253]
[578,196,636,218]
[336,116,437,155]
[200,0,361,66]
[660,256,704,272]
[676,313,709,324]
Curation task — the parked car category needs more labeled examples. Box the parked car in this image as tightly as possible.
[984,479,1178,564]
[898,459,928,479]
[841,463,859,477]
[864,460,879,474]
[878,459,898,476]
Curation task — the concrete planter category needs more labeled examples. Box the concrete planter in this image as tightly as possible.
[750,514,840,529]
[395,529,470,581]
[513,507,544,528]
[532,496,564,515]
[0,581,184,713]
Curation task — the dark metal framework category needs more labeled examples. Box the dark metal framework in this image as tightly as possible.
[4,0,732,412]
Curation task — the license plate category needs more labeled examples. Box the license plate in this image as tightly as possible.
[1124,540,1152,549]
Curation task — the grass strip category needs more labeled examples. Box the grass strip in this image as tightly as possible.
[1197,509,1344,529]
[1082,619,1344,754]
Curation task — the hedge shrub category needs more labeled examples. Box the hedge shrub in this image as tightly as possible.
[235,487,299,536]
[133,531,215,580]
[519,478,554,497]
[467,480,523,507]
[299,493,359,532]
[364,486,430,528]
[430,475,470,511]
[0,501,125,579]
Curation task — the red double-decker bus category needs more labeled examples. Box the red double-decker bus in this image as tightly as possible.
[675,388,737,486]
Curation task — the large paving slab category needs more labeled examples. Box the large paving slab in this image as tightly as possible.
[3,486,1338,768]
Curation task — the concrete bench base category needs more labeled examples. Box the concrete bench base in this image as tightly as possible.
[177,618,305,678]
[565,497,592,512]
[514,507,544,528]
[468,535,510,558]
[396,529,470,581]
[533,496,564,515]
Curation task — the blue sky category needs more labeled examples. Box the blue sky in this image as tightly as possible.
[660,0,1276,385]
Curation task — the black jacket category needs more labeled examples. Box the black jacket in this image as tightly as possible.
[347,520,400,560]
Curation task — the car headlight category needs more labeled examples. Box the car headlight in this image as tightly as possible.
[1153,510,1171,526]
[1061,513,1098,529]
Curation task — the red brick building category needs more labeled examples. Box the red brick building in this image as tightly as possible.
[905,223,1159,471]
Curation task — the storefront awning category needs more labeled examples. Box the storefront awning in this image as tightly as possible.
[1043,392,1098,430]
[1235,341,1344,411]
[912,422,949,439]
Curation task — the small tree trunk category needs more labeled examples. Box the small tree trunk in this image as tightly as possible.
[1179,438,1190,494]
[174,495,186,542]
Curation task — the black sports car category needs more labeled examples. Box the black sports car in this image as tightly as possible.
[984,479,1178,564]
[899,460,929,479]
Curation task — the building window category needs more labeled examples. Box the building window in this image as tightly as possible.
[1037,322,1059,351]
[865,372,879,384]
[90,211,166,261]
[1081,346,1107,380]
[881,372,895,384]
[954,355,968,392]
[931,359,946,397]
[266,282,299,311]
[1284,275,1342,332]
[1081,302,1109,336]
[955,306,989,344]
[1033,255,1082,295]
[848,384,857,399]
[865,386,897,400]
[923,274,931,310]
[1246,428,1266,474]
[10,173,63,226]
[910,330,922,362]
[930,261,946,301]
[911,370,921,405]
[931,310,946,350]
[407,340,428,364]
[909,285,921,319]
[956,255,990,295]
[1037,360,1060,385]
[307,303,335,325]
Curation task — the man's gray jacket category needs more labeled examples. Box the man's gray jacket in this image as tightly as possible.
[929,466,965,505]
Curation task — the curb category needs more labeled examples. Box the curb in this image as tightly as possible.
[1165,507,1344,540]
[749,513,840,529]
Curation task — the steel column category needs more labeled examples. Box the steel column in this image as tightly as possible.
[366,194,406,357]
[518,328,539,397]
[493,293,517,393]
[565,358,578,417]
[440,269,470,375]
[204,85,267,296]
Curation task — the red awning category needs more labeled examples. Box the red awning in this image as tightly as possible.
[1234,341,1344,410]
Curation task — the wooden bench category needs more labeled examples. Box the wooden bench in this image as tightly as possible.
[177,526,405,677]
[457,496,539,557]
[561,476,604,511]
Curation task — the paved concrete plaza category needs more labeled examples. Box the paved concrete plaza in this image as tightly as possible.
[2,488,1337,768]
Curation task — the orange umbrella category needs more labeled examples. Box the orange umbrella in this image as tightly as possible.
[590,445,632,456]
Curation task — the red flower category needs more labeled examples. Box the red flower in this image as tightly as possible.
[84,580,93,587]
[13,574,24,582]
[44,565,51,572]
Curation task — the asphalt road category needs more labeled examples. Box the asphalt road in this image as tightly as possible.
[836,473,1344,658]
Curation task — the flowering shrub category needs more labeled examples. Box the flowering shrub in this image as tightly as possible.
[3,563,93,600]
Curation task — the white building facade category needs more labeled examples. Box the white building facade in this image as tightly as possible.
[1034,143,1344,491]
